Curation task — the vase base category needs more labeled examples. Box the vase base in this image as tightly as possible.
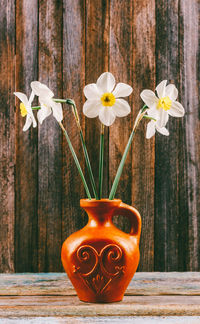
[78,295,124,303]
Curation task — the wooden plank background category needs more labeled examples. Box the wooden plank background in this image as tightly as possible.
[0,0,199,272]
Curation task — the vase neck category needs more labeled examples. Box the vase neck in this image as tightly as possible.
[86,208,114,227]
[80,199,122,227]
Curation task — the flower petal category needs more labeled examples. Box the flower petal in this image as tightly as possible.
[96,72,115,93]
[156,125,169,136]
[29,91,35,104]
[140,90,158,110]
[14,92,29,106]
[83,100,101,118]
[146,120,156,139]
[51,101,63,122]
[156,80,167,98]
[113,99,131,117]
[24,101,37,128]
[168,101,185,117]
[32,116,37,128]
[147,108,159,120]
[157,109,169,128]
[31,81,54,98]
[112,83,133,98]
[99,106,116,126]
[28,107,37,128]
[23,116,33,132]
[38,96,51,108]
[83,83,102,100]
[37,104,52,124]
[165,84,178,101]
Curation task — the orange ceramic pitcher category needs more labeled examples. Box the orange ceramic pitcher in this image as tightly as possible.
[61,199,141,303]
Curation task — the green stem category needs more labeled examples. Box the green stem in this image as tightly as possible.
[98,124,104,200]
[109,107,148,200]
[143,115,156,121]
[141,104,148,113]
[32,98,71,109]
[32,106,41,110]
[53,99,68,103]
[79,130,99,199]
[67,100,98,199]
[109,130,135,200]
[59,122,91,200]
[33,97,99,200]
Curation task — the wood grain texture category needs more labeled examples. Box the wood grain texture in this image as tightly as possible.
[1,317,200,324]
[109,0,133,234]
[15,0,38,272]
[1,273,200,317]
[62,0,87,241]
[1,295,200,317]
[85,0,110,198]
[132,0,155,271]
[155,0,200,272]
[155,0,180,271]
[0,0,15,272]
[1,272,200,296]
[178,0,200,271]
[38,0,63,272]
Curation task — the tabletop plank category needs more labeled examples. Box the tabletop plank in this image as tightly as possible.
[1,273,200,318]
[1,295,200,306]
[1,317,200,324]
[0,272,200,296]
[0,295,200,317]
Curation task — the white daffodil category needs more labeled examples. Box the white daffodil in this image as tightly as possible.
[146,120,169,139]
[14,91,37,131]
[140,80,185,128]
[145,108,169,139]
[83,72,133,126]
[31,81,63,124]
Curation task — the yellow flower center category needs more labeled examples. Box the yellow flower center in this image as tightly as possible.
[101,92,116,107]
[20,103,27,117]
[157,96,172,111]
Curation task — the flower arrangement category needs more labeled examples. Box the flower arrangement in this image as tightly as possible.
[14,72,185,201]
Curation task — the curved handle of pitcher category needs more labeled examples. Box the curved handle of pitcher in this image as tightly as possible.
[113,202,141,242]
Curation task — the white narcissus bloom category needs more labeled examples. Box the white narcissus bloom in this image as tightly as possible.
[14,91,37,131]
[146,120,169,139]
[31,81,63,124]
[83,72,133,126]
[145,109,169,139]
[140,80,185,139]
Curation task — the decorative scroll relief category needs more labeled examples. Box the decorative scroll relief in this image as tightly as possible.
[73,244,125,294]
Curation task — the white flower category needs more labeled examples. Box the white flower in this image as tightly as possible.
[31,81,63,124]
[140,80,185,128]
[146,120,169,139]
[145,108,169,139]
[83,72,133,126]
[14,91,37,131]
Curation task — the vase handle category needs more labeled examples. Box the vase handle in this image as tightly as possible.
[113,202,141,242]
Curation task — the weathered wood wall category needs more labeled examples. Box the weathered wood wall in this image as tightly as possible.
[0,0,199,272]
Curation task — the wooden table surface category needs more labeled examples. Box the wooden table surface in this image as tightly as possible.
[0,272,200,323]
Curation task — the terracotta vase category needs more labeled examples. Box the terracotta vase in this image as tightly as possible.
[61,199,141,303]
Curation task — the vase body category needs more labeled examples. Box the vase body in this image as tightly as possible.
[61,199,141,303]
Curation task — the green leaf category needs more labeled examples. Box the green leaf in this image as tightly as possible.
[60,123,92,200]
[109,130,135,200]
[98,131,104,199]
